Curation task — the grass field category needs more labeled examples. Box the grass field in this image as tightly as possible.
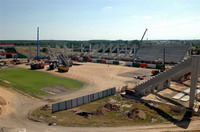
[0,68,84,97]
[31,95,187,127]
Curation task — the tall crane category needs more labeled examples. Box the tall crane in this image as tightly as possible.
[138,28,148,51]
[133,29,148,59]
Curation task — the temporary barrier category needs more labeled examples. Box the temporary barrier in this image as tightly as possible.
[52,87,116,113]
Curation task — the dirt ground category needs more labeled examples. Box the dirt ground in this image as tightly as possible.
[0,62,200,132]
[0,86,15,116]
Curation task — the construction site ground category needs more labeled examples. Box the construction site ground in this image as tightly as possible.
[0,62,200,131]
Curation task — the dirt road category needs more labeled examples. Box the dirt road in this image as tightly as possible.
[0,63,199,132]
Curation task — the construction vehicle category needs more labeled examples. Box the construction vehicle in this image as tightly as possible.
[10,58,21,65]
[30,61,45,70]
[48,61,58,70]
[57,53,72,72]
[0,60,6,67]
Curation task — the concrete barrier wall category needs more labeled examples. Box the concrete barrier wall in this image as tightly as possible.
[52,87,116,113]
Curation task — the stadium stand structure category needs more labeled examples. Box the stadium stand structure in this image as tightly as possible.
[132,55,200,109]
[135,44,190,64]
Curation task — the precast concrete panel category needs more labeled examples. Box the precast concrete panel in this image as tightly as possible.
[66,100,72,109]
[52,103,59,113]
[77,97,84,106]
[90,94,94,102]
[98,91,103,99]
[94,93,99,100]
[59,101,66,110]
[103,90,108,97]
[108,89,112,95]
[111,88,116,94]
[72,99,77,108]
[83,95,89,104]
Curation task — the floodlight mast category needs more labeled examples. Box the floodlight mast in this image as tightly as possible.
[36,27,40,59]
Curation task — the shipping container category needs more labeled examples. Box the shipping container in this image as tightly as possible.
[113,61,119,65]
[92,59,97,63]
[71,57,75,60]
[132,63,140,67]
[101,59,106,63]
[106,60,113,64]
[75,57,79,61]
[147,64,156,68]
[156,64,165,69]
[97,60,102,63]
[125,62,133,67]
[79,57,83,62]
[87,58,92,62]
[140,63,148,67]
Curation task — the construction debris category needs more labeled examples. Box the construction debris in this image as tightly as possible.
[127,108,147,120]
[40,104,52,111]
[104,103,121,111]
[94,107,110,115]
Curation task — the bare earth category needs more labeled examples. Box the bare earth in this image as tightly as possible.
[0,62,200,132]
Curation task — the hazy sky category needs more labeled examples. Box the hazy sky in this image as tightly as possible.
[0,0,200,40]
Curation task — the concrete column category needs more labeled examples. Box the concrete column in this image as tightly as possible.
[189,56,200,109]
[81,43,83,53]
[89,44,91,53]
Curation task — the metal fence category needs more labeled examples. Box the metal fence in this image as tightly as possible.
[52,87,116,113]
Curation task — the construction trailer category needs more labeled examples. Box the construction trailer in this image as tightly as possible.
[0,44,17,59]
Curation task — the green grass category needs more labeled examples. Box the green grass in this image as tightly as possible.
[0,68,84,96]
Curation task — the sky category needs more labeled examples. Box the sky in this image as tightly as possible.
[0,0,200,40]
